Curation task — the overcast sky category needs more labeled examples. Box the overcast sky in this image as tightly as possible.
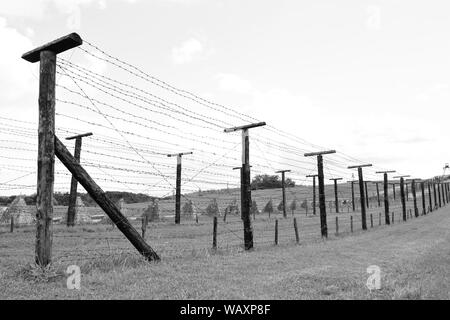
[1,0,449,196]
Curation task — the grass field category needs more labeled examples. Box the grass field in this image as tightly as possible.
[0,192,448,299]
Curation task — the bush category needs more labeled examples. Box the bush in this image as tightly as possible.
[263,199,274,214]
[206,198,219,217]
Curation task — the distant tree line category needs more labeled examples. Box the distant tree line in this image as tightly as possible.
[0,192,155,206]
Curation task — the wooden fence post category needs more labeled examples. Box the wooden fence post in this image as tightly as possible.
[394,175,410,222]
[428,182,433,213]
[293,218,299,243]
[350,216,353,233]
[224,122,266,250]
[212,216,217,250]
[348,164,372,231]
[335,216,339,235]
[370,214,373,228]
[305,150,336,238]
[274,219,278,245]
[22,33,83,266]
[10,216,14,233]
[379,212,381,226]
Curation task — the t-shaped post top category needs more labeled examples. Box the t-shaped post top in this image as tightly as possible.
[306,174,318,178]
[304,150,336,157]
[22,33,83,63]
[393,175,410,178]
[348,164,373,169]
[167,152,193,158]
[224,122,266,133]
[276,170,291,174]
[66,132,93,140]
[329,178,343,181]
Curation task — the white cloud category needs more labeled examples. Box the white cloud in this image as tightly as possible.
[0,17,35,103]
[172,38,204,64]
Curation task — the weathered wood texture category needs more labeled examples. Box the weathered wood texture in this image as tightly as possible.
[67,137,82,227]
[317,155,328,238]
[400,178,406,221]
[22,33,82,63]
[35,50,56,267]
[55,136,160,261]
[358,167,367,230]
[383,173,390,224]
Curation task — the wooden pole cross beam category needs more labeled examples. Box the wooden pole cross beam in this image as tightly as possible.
[305,150,336,238]
[65,132,93,227]
[22,33,83,267]
[329,178,343,213]
[167,152,193,224]
[306,174,319,216]
[375,170,396,225]
[394,175,410,221]
[276,170,291,218]
[224,122,266,250]
[347,164,372,230]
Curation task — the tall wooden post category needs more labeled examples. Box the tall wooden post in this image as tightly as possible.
[365,181,369,208]
[351,180,355,212]
[376,170,395,225]
[428,181,433,213]
[276,170,291,218]
[375,182,380,207]
[409,179,419,217]
[392,183,396,200]
[421,181,426,215]
[22,33,83,266]
[167,152,193,224]
[305,150,336,238]
[224,122,266,250]
[438,182,442,208]
[307,174,318,216]
[348,164,372,230]
[330,178,342,213]
[406,184,409,201]
[433,181,437,209]
[394,175,410,222]
[66,132,92,227]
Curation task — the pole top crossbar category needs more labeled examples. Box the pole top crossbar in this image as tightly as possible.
[329,178,343,181]
[233,166,252,170]
[22,33,83,63]
[306,174,318,178]
[167,152,193,157]
[375,170,396,174]
[224,122,266,133]
[276,170,291,173]
[304,150,336,157]
[65,132,93,140]
[348,164,373,169]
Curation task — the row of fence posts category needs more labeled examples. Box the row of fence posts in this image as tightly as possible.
[209,181,450,249]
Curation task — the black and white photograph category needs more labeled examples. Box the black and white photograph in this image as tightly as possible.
[0,0,449,307]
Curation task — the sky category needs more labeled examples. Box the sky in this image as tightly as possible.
[0,0,449,197]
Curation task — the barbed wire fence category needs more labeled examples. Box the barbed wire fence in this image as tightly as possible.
[1,34,448,269]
